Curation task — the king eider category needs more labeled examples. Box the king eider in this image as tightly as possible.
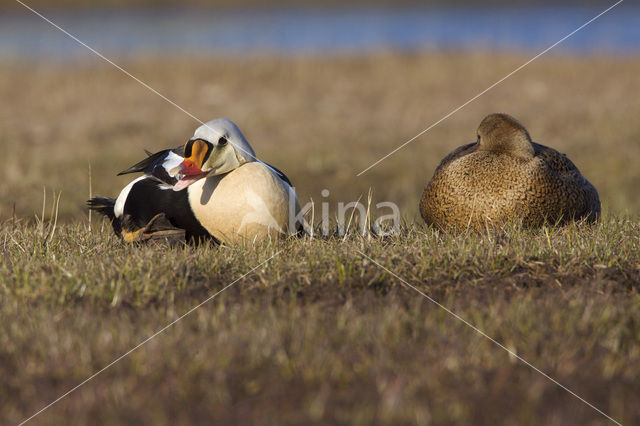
[89,118,303,244]
[420,113,601,231]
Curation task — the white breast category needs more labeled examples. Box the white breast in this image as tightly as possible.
[187,162,300,244]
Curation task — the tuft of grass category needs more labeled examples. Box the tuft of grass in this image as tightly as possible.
[1,215,639,424]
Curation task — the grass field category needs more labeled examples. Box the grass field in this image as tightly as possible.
[1,52,639,424]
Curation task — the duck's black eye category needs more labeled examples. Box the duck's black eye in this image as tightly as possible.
[184,139,194,157]
[218,137,228,146]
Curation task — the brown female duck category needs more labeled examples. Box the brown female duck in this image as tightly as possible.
[420,113,600,230]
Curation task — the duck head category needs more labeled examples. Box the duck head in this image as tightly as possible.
[476,113,535,161]
[172,118,257,191]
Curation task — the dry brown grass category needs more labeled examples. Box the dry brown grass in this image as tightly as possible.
[1,218,639,425]
[1,52,639,425]
[1,52,639,223]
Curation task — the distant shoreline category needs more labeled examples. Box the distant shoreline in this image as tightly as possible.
[1,3,637,57]
[2,0,622,13]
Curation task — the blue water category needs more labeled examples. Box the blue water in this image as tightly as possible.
[0,4,638,57]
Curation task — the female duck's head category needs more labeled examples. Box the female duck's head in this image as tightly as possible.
[476,113,534,161]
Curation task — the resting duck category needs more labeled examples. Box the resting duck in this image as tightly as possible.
[89,118,303,244]
[420,113,601,230]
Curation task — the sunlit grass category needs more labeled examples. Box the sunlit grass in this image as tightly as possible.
[1,215,639,424]
[1,52,639,424]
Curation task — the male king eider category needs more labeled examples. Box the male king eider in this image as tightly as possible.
[420,113,601,231]
[89,118,303,244]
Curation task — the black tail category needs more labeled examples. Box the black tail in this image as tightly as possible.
[87,197,116,220]
[87,197,121,236]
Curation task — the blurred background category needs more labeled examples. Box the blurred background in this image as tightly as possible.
[1,0,638,221]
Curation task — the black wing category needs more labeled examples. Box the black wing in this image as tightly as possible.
[264,162,293,187]
[117,145,185,186]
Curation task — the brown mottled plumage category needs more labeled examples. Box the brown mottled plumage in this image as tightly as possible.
[419,113,601,230]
